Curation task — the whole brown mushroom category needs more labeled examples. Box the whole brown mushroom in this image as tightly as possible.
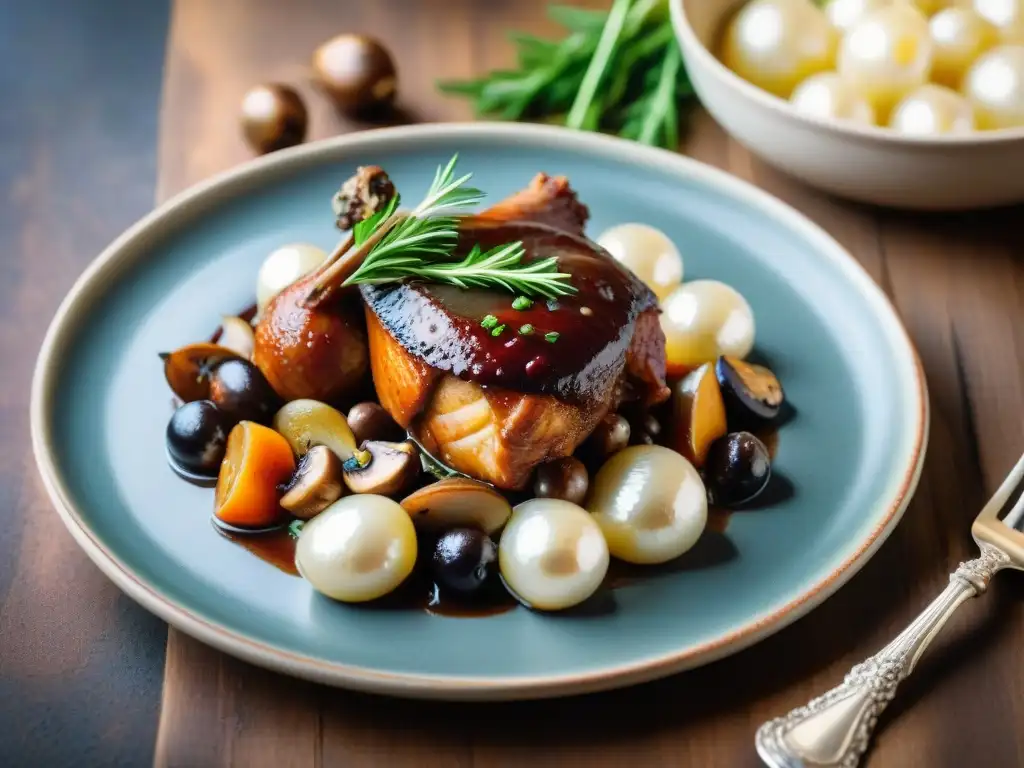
[347,401,404,445]
[533,457,589,506]
[313,34,398,114]
[240,83,308,154]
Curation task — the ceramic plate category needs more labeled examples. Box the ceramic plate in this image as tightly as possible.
[31,123,927,700]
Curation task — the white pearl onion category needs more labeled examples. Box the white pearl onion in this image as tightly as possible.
[295,495,417,603]
[929,7,999,87]
[963,44,1024,128]
[839,4,935,118]
[588,446,708,565]
[256,242,328,313]
[890,83,977,132]
[596,223,684,302]
[790,71,878,124]
[498,499,609,611]
[826,0,893,32]
[660,280,756,372]
[972,0,1024,43]
[722,0,838,98]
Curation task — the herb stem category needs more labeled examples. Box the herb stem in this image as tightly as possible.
[437,0,695,151]
[304,211,408,307]
[638,45,681,147]
[319,155,576,299]
[565,0,632,130]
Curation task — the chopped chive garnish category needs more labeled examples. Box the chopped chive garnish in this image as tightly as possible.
[481,314,498,329]
[519,324,534,335]
[546,299,561,311]
[545,332,560,343]
[491,324,506,337]
[288,520,305,539]
[512,296,534,311]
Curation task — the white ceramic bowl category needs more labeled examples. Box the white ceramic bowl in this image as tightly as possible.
[671,0,1024,210]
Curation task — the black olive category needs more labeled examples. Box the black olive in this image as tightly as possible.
[704,432,771,506]
[715,355,785,426]
[208,359,280,424]
[431,528,497,595]
[534,457,589,505]
[166,400,233,476]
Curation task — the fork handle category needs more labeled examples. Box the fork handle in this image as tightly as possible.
[755,544,1010,768]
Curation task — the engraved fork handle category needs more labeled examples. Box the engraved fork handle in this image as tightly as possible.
[755,544,1011,768]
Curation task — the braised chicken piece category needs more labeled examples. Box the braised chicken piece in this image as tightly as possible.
[251,166,396,403]
[252,274,368,403]
[361,174,669,490]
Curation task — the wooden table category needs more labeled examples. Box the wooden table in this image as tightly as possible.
[5,0,1024,765]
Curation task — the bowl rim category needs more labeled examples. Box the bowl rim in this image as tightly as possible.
[30,121,929,701]
[671,0,1024,147]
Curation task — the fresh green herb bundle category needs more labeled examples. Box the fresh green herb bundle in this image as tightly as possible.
[438,0,695,150]
[342,155,577,299]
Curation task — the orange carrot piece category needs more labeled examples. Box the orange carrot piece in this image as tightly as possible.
[215,421,295,529]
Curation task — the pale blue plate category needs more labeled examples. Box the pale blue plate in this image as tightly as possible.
[31,124,927,700]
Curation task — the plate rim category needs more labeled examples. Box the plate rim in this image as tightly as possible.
[30,121,929,701]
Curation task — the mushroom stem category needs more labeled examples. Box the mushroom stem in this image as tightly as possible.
[301,210,408,308]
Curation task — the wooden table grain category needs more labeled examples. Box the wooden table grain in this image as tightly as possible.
[10,0,1024,765]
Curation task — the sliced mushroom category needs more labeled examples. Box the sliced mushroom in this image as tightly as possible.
[715,355,785,426]
[218,315,256,359]
[399,478,512,535]
[280,445,345,519]
[160,342,244,403]
[342,440,420,496]
[670,362,727,468]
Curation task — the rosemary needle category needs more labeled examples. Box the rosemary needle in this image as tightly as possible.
[342,155,576,298]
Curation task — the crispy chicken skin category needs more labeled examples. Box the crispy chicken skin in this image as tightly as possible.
[362,173,669,490]
[470,173,590,235]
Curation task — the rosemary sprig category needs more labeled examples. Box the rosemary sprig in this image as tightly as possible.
[437,0,694,150]
[342,155,576,298]
[414,242,574,299]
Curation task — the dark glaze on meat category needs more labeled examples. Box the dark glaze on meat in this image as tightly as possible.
[359,173,668,489]
[360,219,659,408]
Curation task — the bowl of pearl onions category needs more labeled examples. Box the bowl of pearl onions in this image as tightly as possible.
[670,0,1024,210]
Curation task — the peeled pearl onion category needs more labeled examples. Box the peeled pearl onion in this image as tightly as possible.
[722,0,838,98]
[899,0,948,15]
[295,495,417,603]
[929,6,1000,86]
[596,223,684,302]
[890,83,977,132]
[587,446,708,565]
[962,44,1024,128]
[791,71,878,124]
[660,280,756,372]
[256,242,328,313]
[826,0,894,32]
[972,0,1024,43]
[498,499,609,611]
[839,4,935,118]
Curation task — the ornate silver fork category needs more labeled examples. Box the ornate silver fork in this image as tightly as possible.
[755,451,1024,768]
